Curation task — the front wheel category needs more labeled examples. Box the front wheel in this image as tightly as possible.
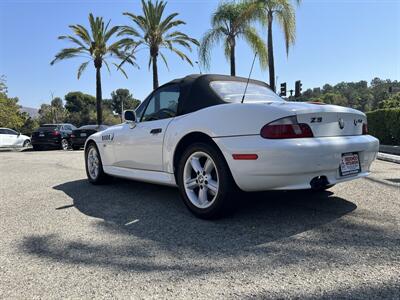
[85,143,109,184]
[23,140,31,148]
[177,143,237,219]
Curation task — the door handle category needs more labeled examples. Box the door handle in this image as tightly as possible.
[150,128,162,134]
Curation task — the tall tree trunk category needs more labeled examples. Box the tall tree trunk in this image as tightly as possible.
[152,55,159,90]
[95,66,103,125]
[267,10,275,92]
[230,38,236,76]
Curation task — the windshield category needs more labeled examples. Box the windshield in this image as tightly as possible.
[210,81,284,103]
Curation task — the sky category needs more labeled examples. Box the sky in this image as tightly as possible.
[0,0,399,108]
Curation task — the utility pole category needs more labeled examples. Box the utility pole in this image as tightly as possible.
[50,91,57,123]
[120,94,124,122]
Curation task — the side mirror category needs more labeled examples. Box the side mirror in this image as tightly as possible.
[17,132,21,136]
[123,110,137,127]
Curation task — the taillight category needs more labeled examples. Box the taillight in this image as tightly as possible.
[362,123,368,135]
[70,134,75,138]
[52,131,60,136]
[260,116,314,139]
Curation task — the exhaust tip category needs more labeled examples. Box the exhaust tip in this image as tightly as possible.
[310,176,330,190]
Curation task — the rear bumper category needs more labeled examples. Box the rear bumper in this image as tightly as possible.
[71,137,87,147]
[214,135,379,192]
[31,138,61,147]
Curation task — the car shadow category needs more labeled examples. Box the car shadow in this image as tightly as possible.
[51,179,357,253]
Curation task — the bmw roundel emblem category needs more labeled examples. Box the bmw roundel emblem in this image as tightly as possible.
[338,118,345,129]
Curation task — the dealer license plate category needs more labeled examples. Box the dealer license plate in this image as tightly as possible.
[340,152,361,176]
[39,133,44,137]
[80,133,87,137]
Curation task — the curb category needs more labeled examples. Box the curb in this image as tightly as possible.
[379,145,400,156]
[377,152,400,164]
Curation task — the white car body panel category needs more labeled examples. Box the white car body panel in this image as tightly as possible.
[0,128,30,148]
[86,99,379,191]
[214,134,378,191]
[111,118,173,171]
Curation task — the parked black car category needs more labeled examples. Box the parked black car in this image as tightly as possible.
[70,125,108,150]
[31,124,76,151]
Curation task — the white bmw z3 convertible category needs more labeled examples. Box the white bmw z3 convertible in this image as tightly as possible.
[84,74,379,219]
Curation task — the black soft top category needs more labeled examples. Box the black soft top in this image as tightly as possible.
[158,74,270,115]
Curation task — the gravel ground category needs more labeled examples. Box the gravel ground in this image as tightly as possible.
[0,150,399,299]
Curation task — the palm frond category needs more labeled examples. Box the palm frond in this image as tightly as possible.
[77,61,90,79]
[242,26,268,69]
[198,27,225,69]
[103,59,112,75]
[58,35,89,50]
[112,62,128,79]
[159,52,170,71]
[52,13,138,75]
[275,1,296,55]
[122,0,198,74]
[50,47,87,65]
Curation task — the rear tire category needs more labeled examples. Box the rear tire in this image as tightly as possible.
[177,142,237,219]
[61,138,69,151]
[85,142,109,184]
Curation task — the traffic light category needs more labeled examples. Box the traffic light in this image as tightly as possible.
[295,80,302,98]
[280,82,287,96]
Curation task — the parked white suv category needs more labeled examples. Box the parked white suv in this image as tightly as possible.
[0,128,31,148]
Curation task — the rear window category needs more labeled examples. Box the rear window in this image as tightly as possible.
[37,125,59,131]
[210,81,284,103]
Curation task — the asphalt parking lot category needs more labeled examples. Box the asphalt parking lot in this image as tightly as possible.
[0,150,399,299]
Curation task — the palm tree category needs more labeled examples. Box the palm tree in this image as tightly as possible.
[255,0,301,92]
[199,1,267,77]
[51,13,137,125]
[119,0,199,90]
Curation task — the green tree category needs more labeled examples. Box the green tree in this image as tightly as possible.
[110,88,141,116]
[0,97,24,129]
[0,75,7,97]
[119,0,199,89]
[381,93,400,109]
[64,92,96,126]
[255,0,301,91]
[51,13,137,125]
[38,97,68,124]
[199,1,267,76]
[0,77,25,129]
[19,113,40,136]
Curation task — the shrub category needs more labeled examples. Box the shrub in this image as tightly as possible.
[366,108,400,145]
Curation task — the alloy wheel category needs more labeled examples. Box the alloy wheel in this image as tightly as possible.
[183,151,219,209]
[87,147,100,180]
[61,139,69,150]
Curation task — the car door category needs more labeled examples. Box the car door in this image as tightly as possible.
[3,129,19,147]
[0,129,5,147]
[112,84,180,171]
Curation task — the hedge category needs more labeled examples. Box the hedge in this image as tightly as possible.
[366,108,400,145]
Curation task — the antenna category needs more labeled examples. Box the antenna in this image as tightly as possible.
[195,61,202,74]
[241,52,257,103]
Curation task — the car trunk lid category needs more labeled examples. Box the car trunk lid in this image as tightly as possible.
[267,102,366,137]
[32,125,60,138]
